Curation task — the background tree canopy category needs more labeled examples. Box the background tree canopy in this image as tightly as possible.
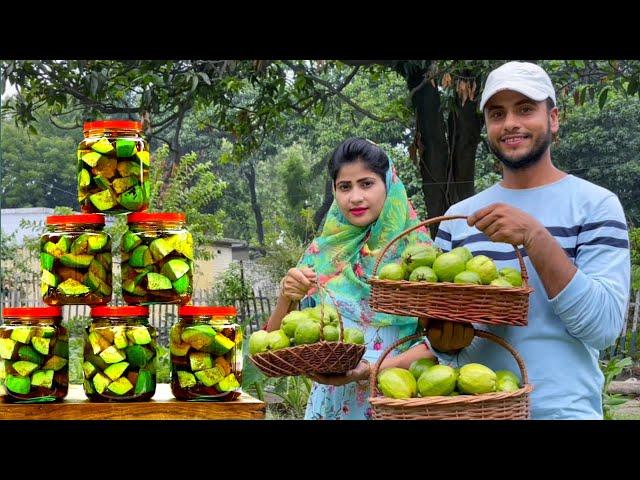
[2,59,639,285]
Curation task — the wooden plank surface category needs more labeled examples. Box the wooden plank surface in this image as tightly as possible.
[0,384,266,420]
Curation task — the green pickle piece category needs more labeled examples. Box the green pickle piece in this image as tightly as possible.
[0,338,17,359]
[119,186,144,211]
[92,372,111,394]
[94,175,111,189]
[112,328,129,350]
[70,233,90,254]
[128,327,152,345]
[161,259,190,281]
[99,346,127,364]
[91,138,114,154]
[172,275,191,295]
[176,370,196,389]
[38,326,56,338]
[78,168,91,187]
[89,189,117,211]
[143,180,151,202]
[31,337,50,355]
[217,373,240,392]
[104,362,129,381]
[126,344,153,368]
[122,231,141,253]
[82,151,102,167]
[31,369,54,389]
[149,238,174,261]
[134,369,154,395]
[107,377,134,395]
[112,176,139,194]
[60,253,93,268]
[146,272,172,290]
[115,139,136,157]
[88,259,108,281]
[88,233,108,253]
[57,278,91,296]
[40,252,55,271]
[5,375,31,394]
[122,279,146,296]
[169,233,194,260]
[93,156,117,179]
[82,361,97,379]
[42,355,68,371]
[13,361,39,377]
[181,325,216,350]
[210,334,235,356]
[11,327,34,344]
[129,245,154,267]
[136,150,150,166]
[194,366,225,387]
[53,340,68,357]
[18,345,44,365]
[41,269,58,287]
[189,352,213,371]
[117,161,141,177]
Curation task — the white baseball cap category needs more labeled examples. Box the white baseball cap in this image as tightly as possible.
[479,61,556,111]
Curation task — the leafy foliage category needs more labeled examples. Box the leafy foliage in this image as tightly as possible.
[600,356,633,420]
[149,145,227,260]
[553,94,640,227]
[0,120,77,208]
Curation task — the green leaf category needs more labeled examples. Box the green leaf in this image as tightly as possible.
[598,87,609,110]
[628,76,639,96]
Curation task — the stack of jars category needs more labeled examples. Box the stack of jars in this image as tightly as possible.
[0,119,243,404]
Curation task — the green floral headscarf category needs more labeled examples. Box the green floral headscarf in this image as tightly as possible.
[297,152,432,339]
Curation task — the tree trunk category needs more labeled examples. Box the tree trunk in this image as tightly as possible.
[244,160,265,253]
[313,176,334,236]
[405,66,450,238]
[448,94,483,205]
[158,104,187,202]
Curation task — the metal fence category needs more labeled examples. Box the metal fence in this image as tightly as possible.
[1,286,276,347]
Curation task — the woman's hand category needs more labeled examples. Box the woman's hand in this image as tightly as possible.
[280,267,317,301]
[307,360,370,386]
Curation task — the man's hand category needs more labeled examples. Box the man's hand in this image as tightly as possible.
[307,360,370,386]
[280,267,317,301]
[426,319,474,353]
[467,202,544,249]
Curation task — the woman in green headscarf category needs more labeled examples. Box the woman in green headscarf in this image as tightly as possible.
[265,137,436,419]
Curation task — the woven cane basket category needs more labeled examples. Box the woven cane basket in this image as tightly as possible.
[369,330,533,420]
[368,215,534,327]
[249,284,366,378]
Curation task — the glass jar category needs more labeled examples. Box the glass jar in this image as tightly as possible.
[77,120,150,214]
[121,212,193,305]
[170,306,242,401]
[0,306,68,403]
[41,214,112,306]
[83,306,157,402]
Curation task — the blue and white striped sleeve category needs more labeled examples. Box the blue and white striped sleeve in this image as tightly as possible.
[549,194,631,350]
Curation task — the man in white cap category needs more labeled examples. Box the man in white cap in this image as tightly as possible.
[426,61,631,419]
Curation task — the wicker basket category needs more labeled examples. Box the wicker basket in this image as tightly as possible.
[368,215,534,327]
[249,284,366,378]
[369,330,533,420]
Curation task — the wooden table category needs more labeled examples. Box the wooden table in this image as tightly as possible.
[0,384,266,420]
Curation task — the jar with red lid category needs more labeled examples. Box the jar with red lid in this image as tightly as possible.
[41,214,112,306]
[0,306,68,403]
[77,120,150,214]
[121,212,193,305]
[83,306,157,402]
[170,306,242,401]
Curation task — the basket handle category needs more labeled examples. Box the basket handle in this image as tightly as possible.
[371,215,529,286]
[369,329,529,395]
